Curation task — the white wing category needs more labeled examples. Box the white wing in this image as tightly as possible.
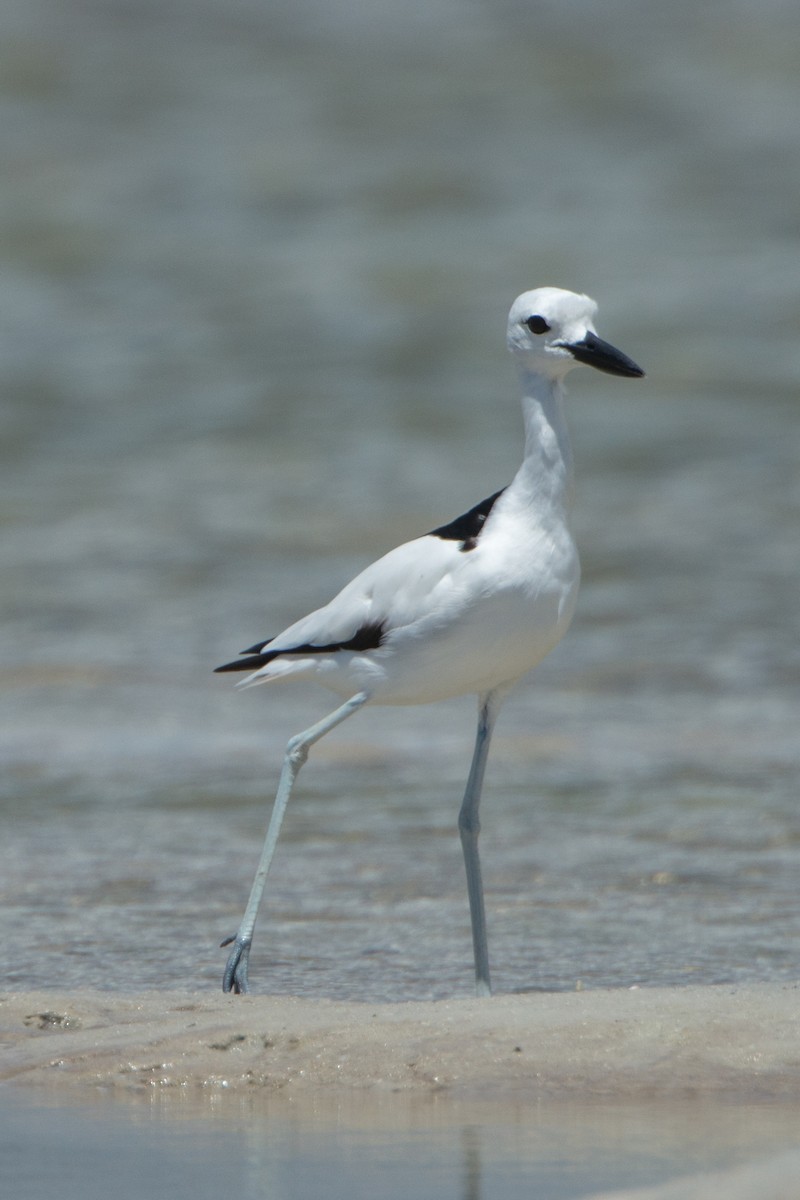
[265,532,472,653]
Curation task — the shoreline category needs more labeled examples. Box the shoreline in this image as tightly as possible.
[2,981,798,1098]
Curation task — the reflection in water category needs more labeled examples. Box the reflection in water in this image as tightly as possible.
[1,1084,774,1200]
[462,1125,483,1200]
[12,1088,788,1200]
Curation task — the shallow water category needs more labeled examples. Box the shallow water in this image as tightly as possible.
[2,1087,800,1200]
[1,0,799,1004]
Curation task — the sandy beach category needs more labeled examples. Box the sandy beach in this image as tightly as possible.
[2,981,798,1096]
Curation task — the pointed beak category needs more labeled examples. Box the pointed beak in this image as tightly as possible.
[566,331,645,378]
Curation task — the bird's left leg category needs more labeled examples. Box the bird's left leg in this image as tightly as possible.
[458,687,507,997]
[222,690,370,994]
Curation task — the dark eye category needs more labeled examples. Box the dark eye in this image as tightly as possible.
[525,315,550,335]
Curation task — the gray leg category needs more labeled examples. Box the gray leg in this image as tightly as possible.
[458,688,505,997]
[222,691,369,994]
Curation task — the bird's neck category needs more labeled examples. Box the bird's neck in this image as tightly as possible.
[511,368,575,520]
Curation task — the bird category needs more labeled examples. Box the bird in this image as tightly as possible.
[215,287,644,996]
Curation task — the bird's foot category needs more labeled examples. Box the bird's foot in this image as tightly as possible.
[221,934,252,994]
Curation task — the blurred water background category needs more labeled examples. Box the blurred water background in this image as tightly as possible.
[1,0,799,1002]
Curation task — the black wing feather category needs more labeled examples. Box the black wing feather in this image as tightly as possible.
[214,621,386,674]
[428,488,505,552]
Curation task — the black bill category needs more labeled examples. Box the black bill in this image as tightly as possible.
[566,331,645,378]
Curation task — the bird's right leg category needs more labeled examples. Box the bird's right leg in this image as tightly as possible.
[458,687,507,997]
[222,690,369,994]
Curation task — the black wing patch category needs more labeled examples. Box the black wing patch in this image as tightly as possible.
[429,488,505,552]
[214,621,386,674]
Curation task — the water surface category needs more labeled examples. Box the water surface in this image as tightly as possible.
[3,1088,800,1200]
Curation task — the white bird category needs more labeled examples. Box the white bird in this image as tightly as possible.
[215,287,644,996]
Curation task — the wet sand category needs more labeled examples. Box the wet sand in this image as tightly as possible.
[2,982,798,1097]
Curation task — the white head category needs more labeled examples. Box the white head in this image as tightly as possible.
[507,287,644,381]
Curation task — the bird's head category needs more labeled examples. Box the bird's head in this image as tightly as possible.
[507,287,644,381]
